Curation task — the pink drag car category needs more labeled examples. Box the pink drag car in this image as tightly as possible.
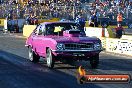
[25,22,102,68]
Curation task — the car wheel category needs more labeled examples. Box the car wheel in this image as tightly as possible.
[90,54,99,69]
[28,47,40,63]
[46,48,55,69]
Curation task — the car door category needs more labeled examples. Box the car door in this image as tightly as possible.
[32,25,44,56]
[36,25,46,56]
[39,25,49,57]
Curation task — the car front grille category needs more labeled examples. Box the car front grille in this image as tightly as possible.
[65,43,93,50]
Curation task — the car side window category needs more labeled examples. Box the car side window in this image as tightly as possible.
[34,25,43,35]
[45,24,54,35]
[34,25,40,34]
[41,25,46,35]
[38,25,43,35]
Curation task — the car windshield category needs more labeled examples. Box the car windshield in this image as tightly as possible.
[45,23,79,35]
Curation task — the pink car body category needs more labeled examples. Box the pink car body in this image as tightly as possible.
[25,22,102,68]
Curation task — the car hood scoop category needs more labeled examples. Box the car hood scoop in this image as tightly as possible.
[51,36,99,43]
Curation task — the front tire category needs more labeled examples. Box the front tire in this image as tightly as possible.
[28,47,40,63]
[90,54,99,69]
[46,48,55,69]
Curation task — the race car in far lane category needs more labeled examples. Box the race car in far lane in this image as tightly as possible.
[25,22,102,69]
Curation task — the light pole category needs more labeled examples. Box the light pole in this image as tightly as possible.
[73,3,75,19]
[73,0,76,19]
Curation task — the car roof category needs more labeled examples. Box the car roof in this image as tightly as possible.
[40,21,76,25]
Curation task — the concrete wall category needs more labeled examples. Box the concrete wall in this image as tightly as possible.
[85,27,114,38]
[100,37,132,56]
[85,27,132,56]
[23,25,36,37]
[105,38,132,56]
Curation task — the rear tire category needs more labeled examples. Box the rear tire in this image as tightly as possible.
[46,48,55,69]
[28,47,40,63]
[90,54,99,69]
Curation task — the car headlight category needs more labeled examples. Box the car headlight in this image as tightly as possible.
[94,43,102,50]
[56,43,65,50]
